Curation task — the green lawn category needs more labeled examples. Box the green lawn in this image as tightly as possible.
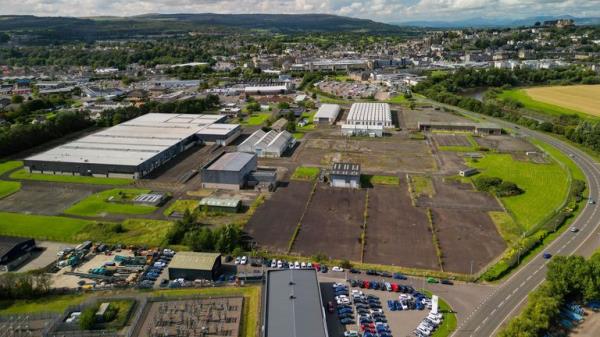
[0,212,93,241]
[65,189,157,217]
[240,113,271,126]
[291,166,320,181]
[411,175,435,198]
[386,94,409,105]
[10,169,133,185]
[467,154,569,230]
[164,199,198,216]
[361,174,399,187]
[0,180,21,199]
[292,132,305,140]
[0,294,87,314]
[0,161,23,175]
[489,211,522,245]
[297,111,316,131]
[499,89,597,121]
[74,219,173,247]
[530,138,586,182]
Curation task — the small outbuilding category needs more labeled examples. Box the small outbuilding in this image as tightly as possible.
[168,252,222,281]
[198,197,242,213]
[329,162,361,189]
[0,236,36,271]
[459,168,478,177]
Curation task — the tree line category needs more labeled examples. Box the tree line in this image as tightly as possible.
[414,67,600,155]
[0,271,52,300]
[499,252,600,337]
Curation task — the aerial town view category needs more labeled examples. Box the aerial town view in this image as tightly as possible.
[1,1,600,337]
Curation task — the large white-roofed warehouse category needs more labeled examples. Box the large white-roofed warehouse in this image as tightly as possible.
[346,102,393,127]
[23,113,241,179]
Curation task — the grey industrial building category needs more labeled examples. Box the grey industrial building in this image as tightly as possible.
[24,113,241,179]
[314,104,341,124]
[330,162,361,189]
[237,129,295,158]
[263,269,328,337]
[167,251,222,281]
[417,121,502,135]
[0,236,36,271]
[200,152,258,190]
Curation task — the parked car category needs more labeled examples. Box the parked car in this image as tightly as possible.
[393,272,407,280]
[332,266,344,272]
[441,279,454,285]
[340,318,355,325]
[234,256,241,264]
[320,265,328,273]
[350,268,361,274]
[426,277,439,284]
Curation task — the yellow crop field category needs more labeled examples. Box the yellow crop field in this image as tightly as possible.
[524,85,600,117]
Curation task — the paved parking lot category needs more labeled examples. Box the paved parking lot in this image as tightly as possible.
[15,240,67,272]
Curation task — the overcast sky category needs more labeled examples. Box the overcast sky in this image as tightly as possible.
[2,0,600,22]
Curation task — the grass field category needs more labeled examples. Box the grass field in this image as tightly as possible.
[291,166,320,181]
[74,219,173,247]
[0,212,93,241]
[64,188,157,217]
[361,174,400,187]
[0,181,21,199]
[410,175,435,198]
[489,211,522,245]
[10,169,133,185]
[0,294,87,314]
[163,199,198,216]
[468,154,569,230]
[241,113,271,126]
[0,161,23,175]
[499,87,600,120]
[386,94,409,105]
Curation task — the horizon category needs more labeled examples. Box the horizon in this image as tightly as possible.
[2,0,600,24]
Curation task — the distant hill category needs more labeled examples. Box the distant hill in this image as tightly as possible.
[393,15,600,28]
[0,13,406,42]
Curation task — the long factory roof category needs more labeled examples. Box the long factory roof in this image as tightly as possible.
[25,113,227,167]
[346,102,392,124]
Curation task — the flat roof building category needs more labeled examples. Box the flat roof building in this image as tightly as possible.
[199,197,242,213]
[314,104,341,124]
[263,269,328,337]
[24,113,239,179]
[201,152,258,190]
[346,103,393,128]
[330,162,361,189]
[417,121,502,135]
[168,251,222,281]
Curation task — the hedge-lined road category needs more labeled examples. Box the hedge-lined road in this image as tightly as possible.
[447,106,600,337]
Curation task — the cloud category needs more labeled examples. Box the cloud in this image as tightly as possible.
[1,0,600,22]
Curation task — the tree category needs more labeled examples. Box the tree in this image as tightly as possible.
[79,307,97,330]
[11,95,24,104]
[277,102,290,110]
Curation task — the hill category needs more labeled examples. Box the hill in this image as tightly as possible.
[393,15,600,28]
[0,13,405,42]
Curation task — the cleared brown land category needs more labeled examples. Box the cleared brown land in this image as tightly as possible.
[416,177,503,211]
[474,135,538,153]
[432,134,472,147]
[432,208,506,274]
[363,184,439,270]
[296,135,436,174]
[292,185,365,261]
[525,85,600,117]
[245,181,313,252]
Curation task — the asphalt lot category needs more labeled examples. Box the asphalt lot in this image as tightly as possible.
[15,240,67,272]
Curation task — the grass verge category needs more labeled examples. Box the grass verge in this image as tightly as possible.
[240,113,271,126]
[10,169,133,185]
[163,199,198,216]
[0,180,21,199]
[361,174,400,187]
[74,219,173,247]
[0,294,87,314]
[0,212,93,241]
[64,188,157,217]
[291,166,320,181]
[420,290,457,337]
[0,161,23,175]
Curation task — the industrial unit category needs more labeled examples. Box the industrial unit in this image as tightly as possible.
[198,197,242,213]
[329,162,361,189]
[237,129,295,158]
[167,252,222,281]
[0,236,36,271]
[200,152,258,190]
[417,121,502,135]
[262,269,329,337]
[341,124,384,137]
[24,113,240,179]
[313,104,341,124]
[346,103,393,127]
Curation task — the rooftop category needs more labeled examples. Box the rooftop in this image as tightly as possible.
[0,236,34,258]
[347,103,392,124]
[199,197,241,208]
[168,251,221,271]
[331,162,361,176]
[265,269,328,337]
[314,104,341,120]
[205,152,256,171]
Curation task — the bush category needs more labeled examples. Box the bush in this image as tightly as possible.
[473,176,502,192]
[473,176,523,197]
[79,307,97,330]
[496,181,524,197]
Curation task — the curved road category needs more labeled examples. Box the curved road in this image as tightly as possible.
[444,108,600,337]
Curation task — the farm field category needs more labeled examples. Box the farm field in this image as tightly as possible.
[10,169,133,185]
[64,188,157,217]
[467,153,569,231]
[500,86,600,120]
[0,212,93,241]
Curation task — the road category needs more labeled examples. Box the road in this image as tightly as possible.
[432,104,600,337]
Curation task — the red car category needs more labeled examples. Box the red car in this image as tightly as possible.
[391,283,399,292]
[363,280,371,289]
[327,301,335,313]
[313,263,321,271]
